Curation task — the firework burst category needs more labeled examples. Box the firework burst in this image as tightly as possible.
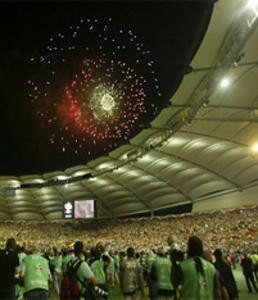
[27,17,161,157]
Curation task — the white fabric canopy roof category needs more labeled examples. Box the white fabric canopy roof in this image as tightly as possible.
[0,0,258,220]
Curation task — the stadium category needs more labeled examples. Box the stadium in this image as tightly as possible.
[0,0,257,299]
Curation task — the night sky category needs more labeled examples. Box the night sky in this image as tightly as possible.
[0,1,213,175]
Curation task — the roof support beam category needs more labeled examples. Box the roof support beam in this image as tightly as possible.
[179,130,248,148]
[164,9,258,131]
[105,173,152,212]
[229,122,252,141]
[111,154,193,202]
[192,117,258,123]
[128,162,193,202]
[169,104,258,111]
[154,148,243,191]
[184,61,258,74]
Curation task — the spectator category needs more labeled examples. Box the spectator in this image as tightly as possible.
[21,245,52,300]
[61,244,74,275]
[177,236,217,300]
[250,251,258,282]
[90,247,109,300]
[145,250,157,300]
[49,247,62,297]
[69,241,97,298]
[151,247,175,300]
[241,253,258,293]
[167,235,179,252]
[214,249,238,300]
[120,247,144,300]
[0,238,19,300]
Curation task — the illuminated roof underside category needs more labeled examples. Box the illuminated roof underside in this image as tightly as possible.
[0,0,258,220]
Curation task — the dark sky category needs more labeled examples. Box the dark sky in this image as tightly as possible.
[0,1,214,176]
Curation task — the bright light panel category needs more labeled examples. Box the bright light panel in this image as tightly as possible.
[219,77,230,89]
[251,143,258,153]
[248,0,258,16]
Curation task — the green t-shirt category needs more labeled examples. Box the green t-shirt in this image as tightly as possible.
[91,259,106,285]
[251,254,258,265]
[69,257,95,295]
[180,257,215,300]
[62,253,74,274]
[108,256,115,275]
[23,254,50,293]
[114,255,120,269]
[18,252,27,266]
[146,256,155,274]
[153,256,173,290]
[52,254,62,272]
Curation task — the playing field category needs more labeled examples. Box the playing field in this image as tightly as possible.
[49,266,257,299]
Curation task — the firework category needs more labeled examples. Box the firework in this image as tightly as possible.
[27,17,161,158]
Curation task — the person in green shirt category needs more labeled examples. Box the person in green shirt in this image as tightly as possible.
[145,250,156,300]
[145,251,156,275]
[113,251,120,284]
[61,246,74,276]
[21,246,52,300]
[104,246,116,287]
[16,245,27,300]
[151,247,175,300]
[70,241,97,299]
[174,236,218,300]
[90,247,109,299]
[250,251,258,282]
[49,247,62,297]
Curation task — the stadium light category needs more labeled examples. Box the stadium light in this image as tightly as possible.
[251,143,258,153]
[248,0,258,16]
[219,77,230,89]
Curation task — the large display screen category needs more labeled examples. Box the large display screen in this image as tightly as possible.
[74,200,95,219]
[63,200,96,219]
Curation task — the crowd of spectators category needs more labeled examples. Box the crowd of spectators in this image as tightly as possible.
[0,205,257,299]
[0,206,257,254]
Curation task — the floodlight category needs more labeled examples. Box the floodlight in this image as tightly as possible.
[219,77,230,89]
[251,143,258,153]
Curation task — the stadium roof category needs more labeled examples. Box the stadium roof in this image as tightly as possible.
[0,0,258,220]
